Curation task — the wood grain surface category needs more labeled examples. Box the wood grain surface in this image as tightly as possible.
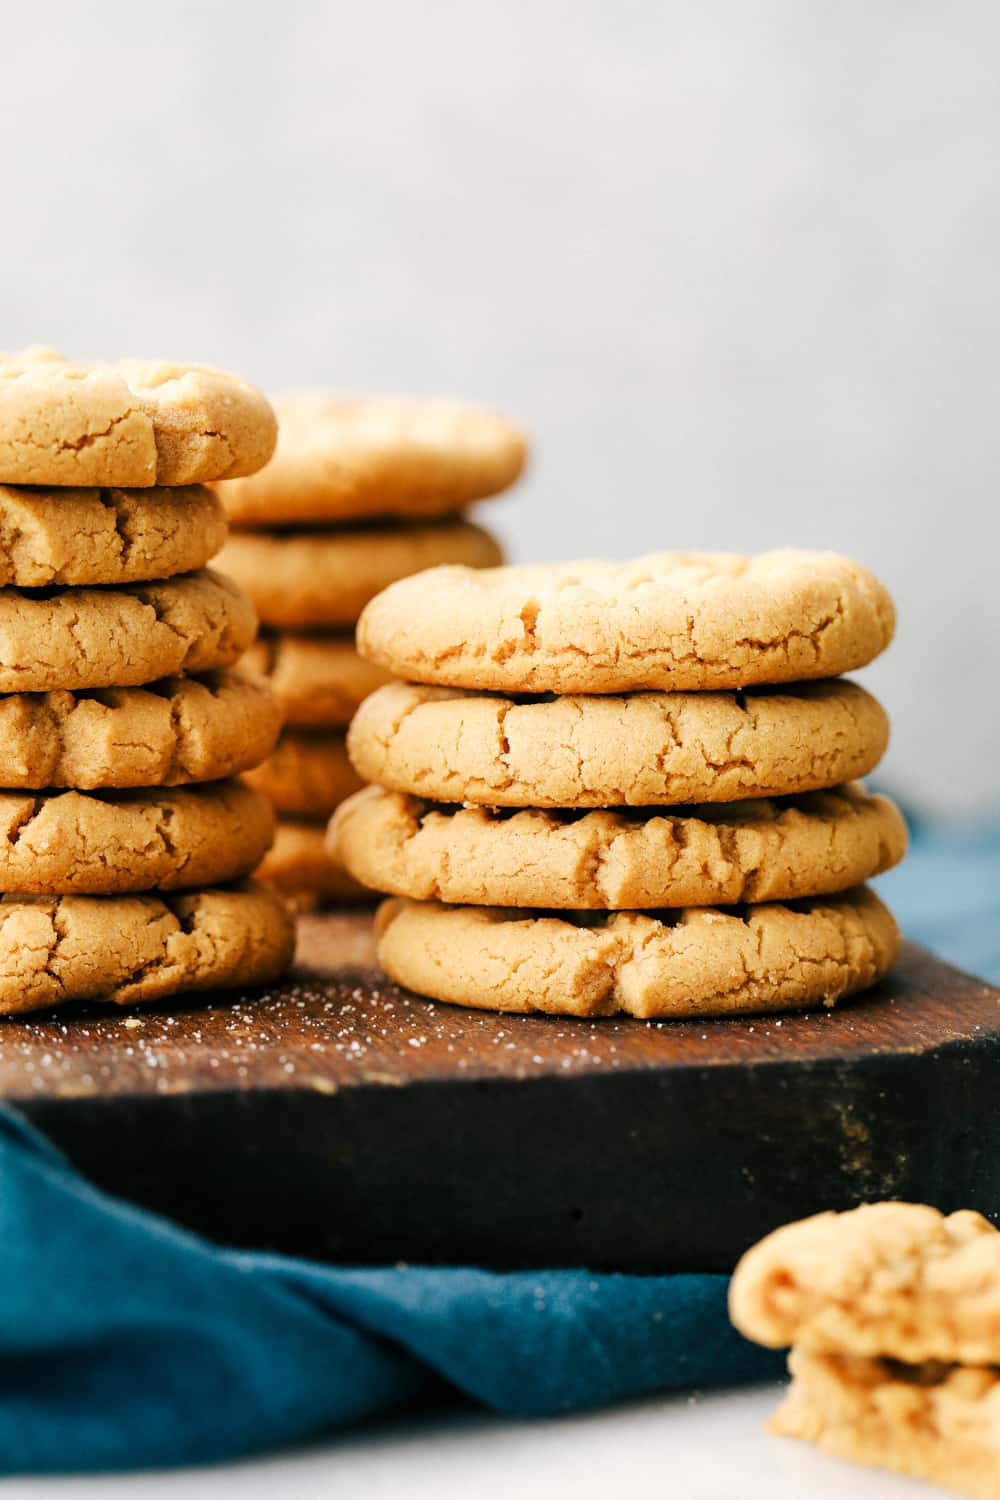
[3,913,998,1271]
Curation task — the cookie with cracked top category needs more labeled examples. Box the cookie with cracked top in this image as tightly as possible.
[730,1201,1000,1365]
[245,730,363,818]
[356,549,894,693]
[218,519,503,629]
[0,567,255,693]
[0,355,276,486]
[0,881,294,1015]
[0,484,226,586]
[240,632,391,727]
[0,671,280,789]
[347,679,889,808]
[330,783,907,908]
[374,885,899,1018]
[214,393,527,526]
[0,780,273,893]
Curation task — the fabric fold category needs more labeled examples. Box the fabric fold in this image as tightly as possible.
[0,1110,776,1473]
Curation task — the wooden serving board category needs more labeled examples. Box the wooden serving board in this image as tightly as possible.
[2,913,998,1272]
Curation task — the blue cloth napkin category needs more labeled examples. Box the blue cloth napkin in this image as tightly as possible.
[1,815,995,1473]
[0,1110,777,1473]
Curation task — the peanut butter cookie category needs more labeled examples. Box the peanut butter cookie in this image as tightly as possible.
[0,568,255,692]
[374,886,899,1018]
[0,671,280,789]
[257,819,370,909]
[348,679,889,807]
[0,484,226,586]
[215,393,526,525]
[331,783,906,908]
[0,780,273,893]
[357,550,894,693]
[0,882,294,1014]
[219,520,503,629]
[240,632,390,727]
[245,731,362,818]
[0,356,276,486]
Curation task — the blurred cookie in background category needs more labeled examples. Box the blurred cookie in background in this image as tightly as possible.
[225,393,527,908]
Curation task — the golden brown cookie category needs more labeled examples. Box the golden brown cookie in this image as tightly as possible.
[0,671,281,789]
[0,485,226,586]
[730,1203,1000,1365]
[244,731,362,818]
[218,520,503,630]
[771,1347,1000,1499]
[348,679,889,808]
[331,783,907,909]
[0,356,277,486]
[215,393,527,526]
[0,780,273,894]
[0,568,255,693]
[0,882,294,1015]
[240,632,391,727]
[357,550,895,693]
[256,819,371,910]
[374,886,899,1018]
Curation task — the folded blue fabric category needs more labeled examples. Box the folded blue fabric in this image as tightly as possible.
[0,1110,778,1472]
[1,815,994,1473]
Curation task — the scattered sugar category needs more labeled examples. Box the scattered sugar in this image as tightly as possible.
[0,914,942,1105]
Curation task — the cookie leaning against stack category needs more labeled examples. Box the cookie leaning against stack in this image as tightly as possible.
[330,550,906,1019]
[0,351,294,1015]
[214,393,525,908]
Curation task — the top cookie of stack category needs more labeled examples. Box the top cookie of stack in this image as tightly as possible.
[213,394,525,908]
[0,350,293,1015]
[332,550,906,1020]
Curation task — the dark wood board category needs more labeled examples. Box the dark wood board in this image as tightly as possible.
[2,914,998,1272]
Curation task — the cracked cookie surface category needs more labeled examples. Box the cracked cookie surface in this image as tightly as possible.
[730,1202,1000,1366]
[240,632,391,727]
[348,679,889,807]
[0,356,277,486]
[245,730,362,817]
[0,670,281,788]
[356,549,895,692]
[218,520,504,628]
[0,568,256,692]
[374,885,899,1017]
[214,393,526,525]
[0,881,294,1014]
[0,780,274,893]
[0,484,226,586]
[772,1348,1000,1500]
[257,819,370,910]
[330,783,907,908]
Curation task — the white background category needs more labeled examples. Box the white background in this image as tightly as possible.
[4,1390,931,1498]
[1,0,998,816]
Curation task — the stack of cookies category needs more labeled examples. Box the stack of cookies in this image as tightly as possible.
[731,1202,1000,1497]
[0,351,294,1015]
[213,395,526,908]
[331,550,906,1020]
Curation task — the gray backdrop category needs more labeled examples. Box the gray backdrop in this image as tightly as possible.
[2,1,996,815]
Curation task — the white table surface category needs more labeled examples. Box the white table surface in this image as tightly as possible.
[4,1385,928,1499]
